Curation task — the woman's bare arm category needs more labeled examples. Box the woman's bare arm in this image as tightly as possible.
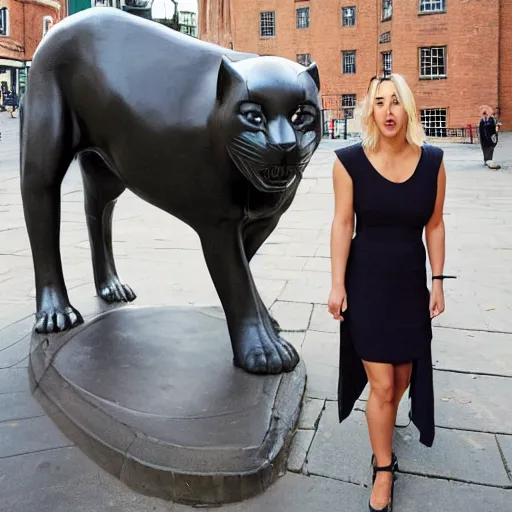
[425,159,447,277]
[330,158,355,290]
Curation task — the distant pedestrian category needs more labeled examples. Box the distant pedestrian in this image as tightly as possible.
[328,74,450,512]
[479,105,500,169]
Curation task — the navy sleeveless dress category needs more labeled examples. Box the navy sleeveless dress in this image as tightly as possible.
[334,142,444,447]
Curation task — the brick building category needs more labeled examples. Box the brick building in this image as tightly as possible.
[0,0,66,99]
[207,0,511,133]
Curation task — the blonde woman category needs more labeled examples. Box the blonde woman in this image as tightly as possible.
[328,74,448,512]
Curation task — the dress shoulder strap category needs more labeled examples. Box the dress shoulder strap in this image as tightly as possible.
[422,143,444,176]
[333,143,363,180]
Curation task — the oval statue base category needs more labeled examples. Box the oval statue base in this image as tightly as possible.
[29,305,306,505]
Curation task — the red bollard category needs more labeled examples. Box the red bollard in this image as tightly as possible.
[329,119,335,139]
[467,124,473,144]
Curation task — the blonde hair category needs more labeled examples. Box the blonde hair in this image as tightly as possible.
[360,73,426,150]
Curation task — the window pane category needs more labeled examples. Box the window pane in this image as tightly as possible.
[342,51,356,74]
[420,46,446,78]
[421,108,447,137]
[297,8,310,29]
[420,0,446,13]
[382,0,392,20]
[297,53,312,66]
[0,8,8,36]
[342,94,356,107]
[342,7,356,26]
[382,51,392,76]
[260,11,275,37]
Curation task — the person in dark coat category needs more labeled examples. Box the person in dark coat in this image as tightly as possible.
[479,106,500,169]
[328,74,449,512]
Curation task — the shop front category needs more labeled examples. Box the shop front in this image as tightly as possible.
[0,58,26,113]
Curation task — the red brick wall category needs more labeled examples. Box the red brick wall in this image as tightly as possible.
[392,0,500,129]
[24,1,63,60]
[0,0,65,62]
[499,0,512,130]
[0,0,25,60]
[216,0,508,130]
[232,0,378,106]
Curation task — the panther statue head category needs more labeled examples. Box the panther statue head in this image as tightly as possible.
[210,55,322,193]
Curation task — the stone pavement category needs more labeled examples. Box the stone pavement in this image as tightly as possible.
[1,111,511,511]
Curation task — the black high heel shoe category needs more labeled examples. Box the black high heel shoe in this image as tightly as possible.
[368,452,398,512]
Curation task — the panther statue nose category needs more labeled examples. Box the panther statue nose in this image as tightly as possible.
[268,117,297,153]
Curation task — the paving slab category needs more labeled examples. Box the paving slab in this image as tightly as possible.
[278,271,331,304]
[298,397,325,430]
[434,371,512,434]
[0,368,30,394]
[301,330,338,400]
[303,256,330,272]
[309,303,339,333]
[432,327,512,376]
[305,404,373,485]
[0,391,45,422]
[0,446,175,512]
[212,472,368,512]
[0,335,32,369]
[0,416,73,459]
[394,425,510,487]
[270,300,314,332]
[395,474,510,512]
[307,402,510,488]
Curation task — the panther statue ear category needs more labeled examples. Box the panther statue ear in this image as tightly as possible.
[303,62,320,92]
[217,56,245,103]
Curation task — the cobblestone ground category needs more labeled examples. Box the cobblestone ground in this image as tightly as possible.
[1,113,511,511]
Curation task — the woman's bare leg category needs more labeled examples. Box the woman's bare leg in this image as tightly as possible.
[393,362,413,412]
[363,361,395,509]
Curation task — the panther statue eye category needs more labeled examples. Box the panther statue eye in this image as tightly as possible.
[239,102,266,128]
[290,105,316,128]
[244,112,264,125]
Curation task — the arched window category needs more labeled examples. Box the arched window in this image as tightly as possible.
[0,7,9,37]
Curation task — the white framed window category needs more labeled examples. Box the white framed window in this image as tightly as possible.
[342,94,356,119]
[42,16,53,37]
[419,0,446,14]
[342,51,356,74]
[342,6,356,26]
[0,7,9,37]
[260,11,275,37]
[296,7,310,29]
[296,53,312,66]
[382,51,392,76]
[420,46,447,79]
[421,108,447,137]
[382,0,392,21]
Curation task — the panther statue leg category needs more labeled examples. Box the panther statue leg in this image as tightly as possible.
[79,152,136,304]
[200,221,298,374]
[243,216,283,333]
[20,78,83,334]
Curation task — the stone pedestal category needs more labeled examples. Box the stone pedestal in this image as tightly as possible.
[29,305,306,505]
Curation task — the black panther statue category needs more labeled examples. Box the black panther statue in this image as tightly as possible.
[20,8,322,375]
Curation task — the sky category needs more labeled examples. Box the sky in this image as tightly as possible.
[152,0,198,18]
